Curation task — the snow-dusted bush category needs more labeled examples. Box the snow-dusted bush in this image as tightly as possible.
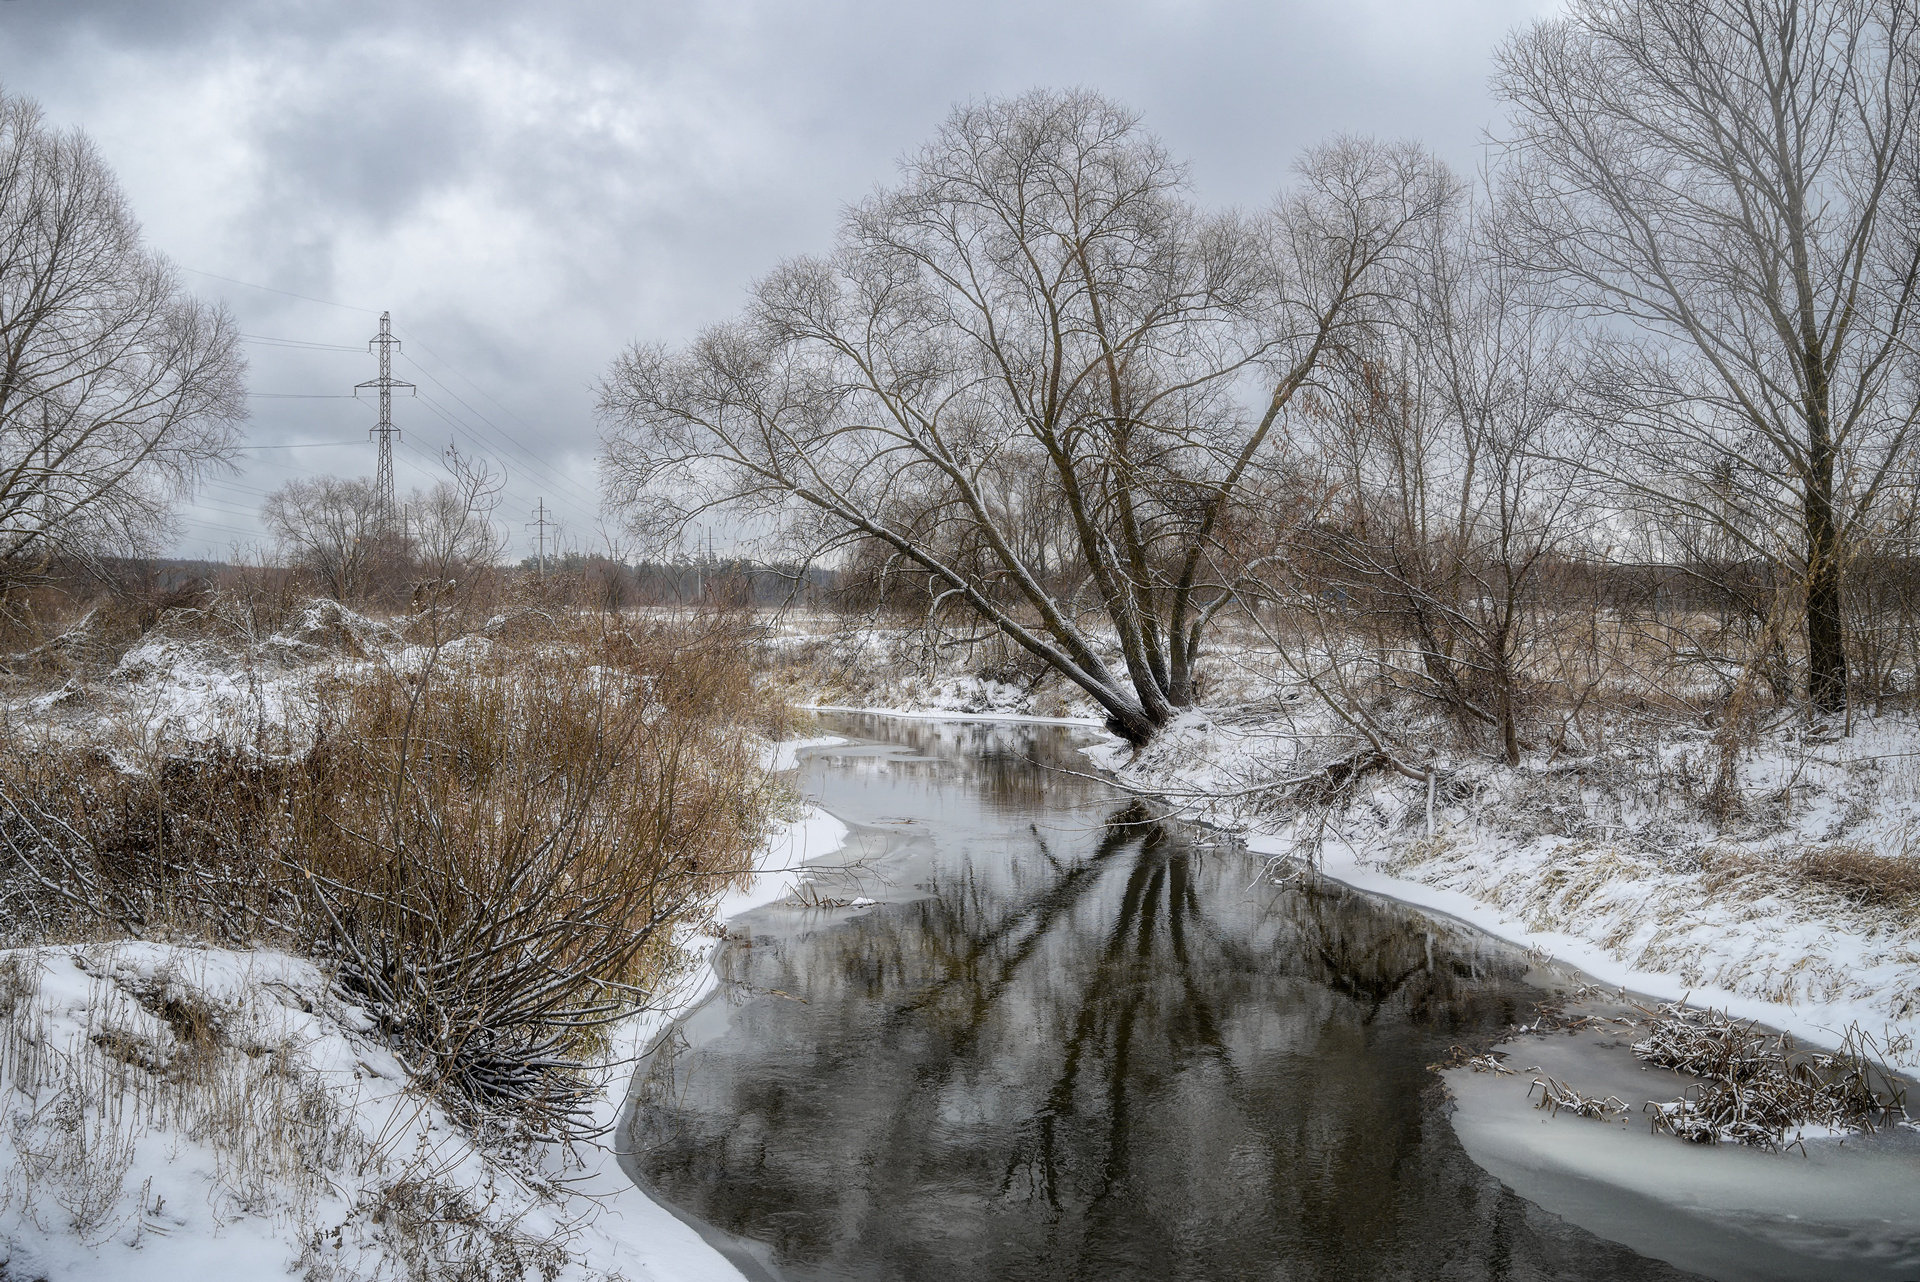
[0,608,786,1142]
[0,944,597,1282]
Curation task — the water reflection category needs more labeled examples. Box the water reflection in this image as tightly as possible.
[624,718,1692,1281]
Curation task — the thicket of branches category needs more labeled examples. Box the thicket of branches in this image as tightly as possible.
[259,448,510,608]
[0,86,244,580]
[602,89,1452,744]
[603,3,1920,757]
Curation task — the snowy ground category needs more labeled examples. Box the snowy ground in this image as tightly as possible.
[12,600,1919,1276]
[0,597,858,1281]
[0,749,851,1282]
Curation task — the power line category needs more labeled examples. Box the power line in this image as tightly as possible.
[177,265,598,513]
[406,393,595,517]
[400,358,600,510]
[207,294,603,553]
[393,327,561,441]
[528,498,555,577]
[230,440,361,450]
[180,266,379,314]
[247,393,358,399]
[177,514,265,538]
[202,478,278,501]
[240,333,367,352]
[190,498,266,521]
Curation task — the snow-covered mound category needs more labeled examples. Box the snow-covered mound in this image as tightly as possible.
[0,784,857,1282]
[0,943,602,1281]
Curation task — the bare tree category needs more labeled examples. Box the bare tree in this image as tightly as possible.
[0,89,244,572]
[1495,0,1920,714]
[1280,197,1590,767]
[262,475,388,602]
[601,90,1449,743]
[406,449,506,582]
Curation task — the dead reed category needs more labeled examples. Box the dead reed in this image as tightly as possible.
[1794,846,1920,910]
[1632,1002,1909,1148]
[1529,1075,1628,1120]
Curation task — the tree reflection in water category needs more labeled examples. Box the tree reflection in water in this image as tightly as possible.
[625,721,1693,1282]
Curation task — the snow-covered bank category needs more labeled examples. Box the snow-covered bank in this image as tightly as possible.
[1299,834,1920,1070]
[524,793,853,1282]
[774,608,1920,1072]
[1084,709,1920,1073]
[0,740,854,1282]
[791,652,1920,1073]
[0,943,588,1282]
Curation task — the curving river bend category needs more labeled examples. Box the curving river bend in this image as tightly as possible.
[619,715,1919,1282]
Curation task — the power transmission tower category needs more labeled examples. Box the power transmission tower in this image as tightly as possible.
[355,311,415,536]
[528,498,553,579]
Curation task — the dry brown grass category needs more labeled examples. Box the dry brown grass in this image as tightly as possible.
[0,605,788,1138]
[1795,845,1920,910]
[292,614,780,1134]
[1697,843,1920,916]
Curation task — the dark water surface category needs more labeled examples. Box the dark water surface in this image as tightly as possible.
[621,716,1695,1281]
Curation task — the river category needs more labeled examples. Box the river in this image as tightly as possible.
[619,714,1919,1282]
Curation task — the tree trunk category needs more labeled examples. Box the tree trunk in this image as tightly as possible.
[1806,548,1848,714]
[1804,395,1849,716]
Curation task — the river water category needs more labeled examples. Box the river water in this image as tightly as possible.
[619,715,1917,1282]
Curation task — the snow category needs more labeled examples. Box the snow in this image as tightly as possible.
[1086,705,1920,1072]
[0,942,588,1282]
[0,738,855,1282]
[759,734,849,772]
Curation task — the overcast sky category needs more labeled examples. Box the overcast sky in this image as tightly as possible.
[1,0,1557,561]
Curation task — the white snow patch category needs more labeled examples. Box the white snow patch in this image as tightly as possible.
[759,735,849,772]
[0,804,853,1282]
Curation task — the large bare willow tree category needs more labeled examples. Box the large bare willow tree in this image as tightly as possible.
[0,89,244,574]
[601,90,1448,742]
[1496,0,1920,714]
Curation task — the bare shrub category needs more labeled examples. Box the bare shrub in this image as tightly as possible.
[292,621,773,1138]
[0,607,784,1139]
[1632,1002,1908,1148]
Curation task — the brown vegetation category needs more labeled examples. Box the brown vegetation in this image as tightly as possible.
[1633,1003,1908,1148]
[0,591,788,1140]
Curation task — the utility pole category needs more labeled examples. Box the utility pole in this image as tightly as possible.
[356,311,414,537]
[529,498,553,579]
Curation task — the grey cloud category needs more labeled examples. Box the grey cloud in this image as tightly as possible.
[0,0,1555,559]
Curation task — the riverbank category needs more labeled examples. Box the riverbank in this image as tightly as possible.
[0,597,828,1281]
[1084,708,1920,1072]
[771,616,1920,1073]
[0,757,848,1282]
